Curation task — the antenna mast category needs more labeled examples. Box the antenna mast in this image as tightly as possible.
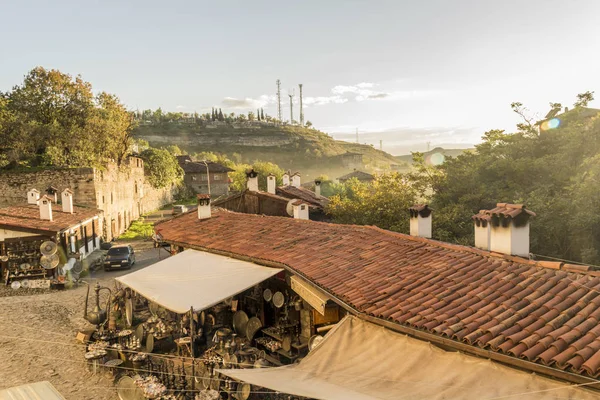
[276,79,282,122]
[356,128,359,143]
[288,93,294,124]
[298,84,304,126]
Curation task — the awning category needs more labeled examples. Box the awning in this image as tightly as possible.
[116,250,282,314]
[0,381,66,400]
[290,275,330,315]
[218,316,600,400]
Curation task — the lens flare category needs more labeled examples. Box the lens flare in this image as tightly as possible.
[430,153,445,166]
[541,118,561,131]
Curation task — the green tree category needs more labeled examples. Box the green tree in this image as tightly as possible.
[305,120,313,128]
[248,111,255,121]
[218,108,224,121]
[140,148,183,188]
[574,91,595,108]
[260,108,265,121]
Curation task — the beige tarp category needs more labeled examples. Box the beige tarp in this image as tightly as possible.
[218,316,600,400]
[0,381,66,400]
[116,250,282,314]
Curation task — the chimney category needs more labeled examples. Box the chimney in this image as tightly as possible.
[291,172,301,188]
[409,204,432,238]
[564,106,569,113]
[486,203,535,257]
[314,180,322,197]
[46,186,58,203]
[282,172,290,186]
[39,195,53,221]
[267,174,276,194]
[292,200,309,220]
[246,169,259,192]
[61,188,74,214]
[197,194,211,220]
[472,210,491,250]
[27,189,40,204]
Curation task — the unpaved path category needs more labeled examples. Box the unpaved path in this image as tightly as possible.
[0,244,169,399]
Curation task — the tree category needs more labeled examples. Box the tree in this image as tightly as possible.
[211,108,215,121]
[575,91,595,108]
[153,108,163,124]
[248,111,256,121]
[305,120,313,128]
[140,148,183,188]
[229,160,285,192]
[218,108,224,121]
[260,108,265,121]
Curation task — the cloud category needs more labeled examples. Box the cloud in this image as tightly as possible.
[331,82,390,102]
[367,93,389,99]
[304,95,348,106]
[221,95,274,109]
[176,105,186,109]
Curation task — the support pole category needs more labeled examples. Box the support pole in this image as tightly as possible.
[190,306,195,392]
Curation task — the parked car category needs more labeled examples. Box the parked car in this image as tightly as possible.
[172,205,188,216]
[103,245,135,271]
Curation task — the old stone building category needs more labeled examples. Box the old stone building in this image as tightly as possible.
[0,156,175,241]
[176,155,232,197]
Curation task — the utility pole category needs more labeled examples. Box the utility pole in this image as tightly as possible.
[276,79,282,122]
[289,92,294,124]
[356,128,359,143]
[380,140,382,151]
[298,84,304,126]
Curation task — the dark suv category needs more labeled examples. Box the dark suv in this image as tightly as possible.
[103,245,136,271]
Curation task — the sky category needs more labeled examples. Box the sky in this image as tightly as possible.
[1,0,600,154]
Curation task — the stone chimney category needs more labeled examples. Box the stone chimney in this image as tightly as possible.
[46,186,58,203]
[246,169,259,192]
[197,194,211,220]
[409,205,432,238]
[27,189,40,204]
[291,172,301,188]
[486,203,535,257]
[282,172,290,186]
[39,195,53,221]
[292,200,309,220]
[314,180,322,197]
[61,188,74,214]
[472,210,491,251]
[267,174,276,194]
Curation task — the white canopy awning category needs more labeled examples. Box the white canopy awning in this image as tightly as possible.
[0,381,66,400]
[218,316,599,400]
[116,250,283,314]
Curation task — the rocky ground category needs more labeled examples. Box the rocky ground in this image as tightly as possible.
[0,242,169,399]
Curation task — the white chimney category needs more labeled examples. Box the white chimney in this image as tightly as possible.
[197,194,211,220]
[292,201,309,220]
[46,187,58,203]
[27,189,40,204]
[409,205,432,238]
[246,169,259,192]
[61,188,74,214]
[314,180,322,197]
[267,174,276,194]
[282,172,290,186]
[487,203,535,257]
[39,195,53,221]
[473,210,491,250]
[291,173,301,188]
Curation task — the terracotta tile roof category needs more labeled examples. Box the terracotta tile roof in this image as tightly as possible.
[337,170,374,181]
[177,158,233,174]
[156,209,600,379]
[473,203,536,222]
[0,204,100,234]
[276,186,329,209]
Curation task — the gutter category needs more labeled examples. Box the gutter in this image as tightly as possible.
[165,239,600,392]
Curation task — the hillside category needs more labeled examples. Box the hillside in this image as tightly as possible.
[134,123,407,180]
[395,147,474,165]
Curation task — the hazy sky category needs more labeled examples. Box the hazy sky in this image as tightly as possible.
[1,0,599,154]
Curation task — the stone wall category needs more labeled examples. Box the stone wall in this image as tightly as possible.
[0,156,175,241]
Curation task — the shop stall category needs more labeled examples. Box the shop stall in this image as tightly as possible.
[82,249,344,400]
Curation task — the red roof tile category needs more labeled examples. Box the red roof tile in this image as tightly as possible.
[156,209,600,378]
[276,186,329,209]
[0,204,100,234]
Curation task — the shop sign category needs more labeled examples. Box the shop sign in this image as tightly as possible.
[290,275,330,316]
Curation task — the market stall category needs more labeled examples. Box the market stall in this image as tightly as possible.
[81,249,343,399]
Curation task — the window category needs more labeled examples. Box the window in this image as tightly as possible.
[192,176,197,181]
[201,175,208,181]
[102,195,105,204]
[213,174,221,181]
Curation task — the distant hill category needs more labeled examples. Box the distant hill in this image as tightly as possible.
[133,122,408,180]
[395,147,474,165]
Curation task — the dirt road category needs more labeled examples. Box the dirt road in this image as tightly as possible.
[0,245,169,399]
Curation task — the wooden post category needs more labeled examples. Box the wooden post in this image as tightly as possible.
[190,306,195,392]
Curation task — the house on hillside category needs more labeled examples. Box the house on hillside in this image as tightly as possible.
[214,170,329,221]
[0,189,101,285]
[337,170,374,184]
[176,155,233,197]
[152,199,600,394]
[332,152,363,169]
[537,106,600,133]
